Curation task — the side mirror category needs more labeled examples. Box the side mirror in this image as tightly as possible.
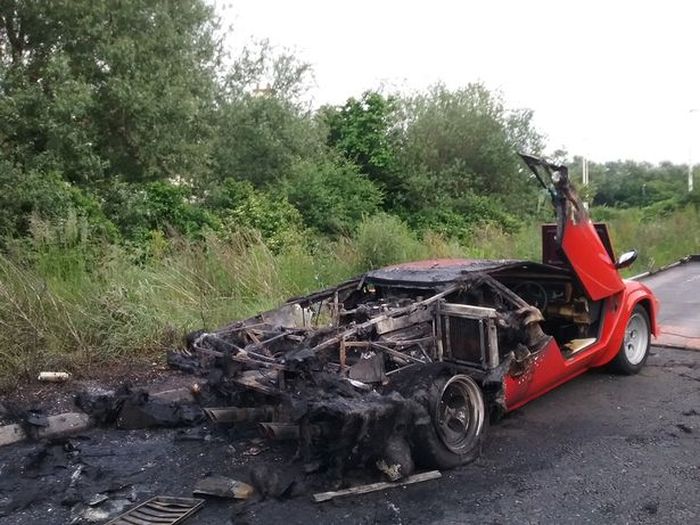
[615,250,638,269]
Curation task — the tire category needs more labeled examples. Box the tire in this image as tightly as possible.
[609,305,651,375]
[409,373,488,470]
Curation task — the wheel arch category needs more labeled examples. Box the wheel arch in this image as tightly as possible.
[635,297,658,337]
[623,283,659,337]
[592,284,657,368]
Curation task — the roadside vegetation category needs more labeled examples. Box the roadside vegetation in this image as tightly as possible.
[1,1,698,389]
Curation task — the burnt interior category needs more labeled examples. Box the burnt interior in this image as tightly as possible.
[178,258,607,479]
[494,269,605,355]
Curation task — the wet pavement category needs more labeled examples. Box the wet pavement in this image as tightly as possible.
[1,346,697,525]
[640,257,700,350]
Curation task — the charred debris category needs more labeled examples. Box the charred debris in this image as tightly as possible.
[168,261,553,481]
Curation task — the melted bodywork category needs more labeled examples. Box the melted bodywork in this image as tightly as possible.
[175,155,659,480]
[183,260,554,475]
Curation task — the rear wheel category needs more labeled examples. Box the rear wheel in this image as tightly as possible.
[610,305,651,374]
[411,373,487,469]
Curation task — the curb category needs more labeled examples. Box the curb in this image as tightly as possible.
[630,254,700,281]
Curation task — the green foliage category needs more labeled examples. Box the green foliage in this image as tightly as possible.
[409,192,519,239]
[0,0,218,185]
[605,206,700,273]
[284,158,383,234]
[398,83,543,199]
[324,91,401,197]
[565,158,688,208]
[640,198,685,221]
[212,95,323,186]
[393,83,544,233]
[207,178,304,250]
[102,181,219,241]
[680,189,700,209]
[0,159,116,240]
[352,214,424,268]
[223,39,313,102]
[0,162,74,236]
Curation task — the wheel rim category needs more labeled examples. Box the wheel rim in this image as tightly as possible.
[435,375,485,454]
[624,312,649,365]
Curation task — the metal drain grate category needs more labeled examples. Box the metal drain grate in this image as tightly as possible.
[105,496,205,525]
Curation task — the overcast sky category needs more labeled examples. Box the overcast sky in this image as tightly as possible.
[219,0,700,164]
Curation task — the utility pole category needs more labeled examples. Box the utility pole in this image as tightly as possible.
[581,156,589,209]
[689,161,694,193]
[689,109,698,193]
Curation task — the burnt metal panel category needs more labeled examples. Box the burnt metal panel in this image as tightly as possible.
[106,496,204,525]
[438,303,500,369]
[444,315,483,365]
[366,259,524,287]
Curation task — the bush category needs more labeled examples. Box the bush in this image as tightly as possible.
[408,191,520,239]
[284,157,383,234]
[640,198,684,221]
[604,205,700,273]
[352,214,424,269]
[0,162,116,241]
[206,178,304,251]
[213,95,324,186]
[102,181,220,242]
[589,206,629,222]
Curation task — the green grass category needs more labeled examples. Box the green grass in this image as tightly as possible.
[0,206,697,390]
[594,206,700,273]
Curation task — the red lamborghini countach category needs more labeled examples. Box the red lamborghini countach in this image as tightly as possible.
[187,154,660,472]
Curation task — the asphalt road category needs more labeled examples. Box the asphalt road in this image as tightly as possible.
[1,262,699,525]
[640,258,700,350]
[1,346,697,525]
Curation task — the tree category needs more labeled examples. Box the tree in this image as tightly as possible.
[324,91,401,202]
[283,157,383,234]
[210,42,322,187]
[223,39,313,102]
[0,0,219,185]
[393,83,544,230]
[212,95,324,187]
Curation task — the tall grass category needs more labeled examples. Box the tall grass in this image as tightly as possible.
[0,206,697,390]
[594,206,700,273]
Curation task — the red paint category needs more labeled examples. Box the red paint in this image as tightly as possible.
[503,285,655,410]
[561,217,625,301]
[380,213,659,413]
[503,221,659,411]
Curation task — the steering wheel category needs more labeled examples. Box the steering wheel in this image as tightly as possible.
[512,281,549,311]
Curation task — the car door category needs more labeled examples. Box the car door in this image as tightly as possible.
[519,153,625,302]
[561,214,624,301]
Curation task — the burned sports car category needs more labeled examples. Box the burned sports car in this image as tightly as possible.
[180,155,659,481]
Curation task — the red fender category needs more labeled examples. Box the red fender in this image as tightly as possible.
[504,280,659,411]
[590,280,659,368]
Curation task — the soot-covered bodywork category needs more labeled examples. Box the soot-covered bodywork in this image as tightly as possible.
[180,155,659,480]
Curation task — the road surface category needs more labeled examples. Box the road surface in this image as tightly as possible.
[639,257,700,350]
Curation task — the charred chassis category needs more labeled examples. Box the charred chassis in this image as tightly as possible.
[180,155,659,481]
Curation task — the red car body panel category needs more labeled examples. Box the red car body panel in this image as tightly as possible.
[502,216,659,411]
[561,218,625,301]
[503,282,659,411]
